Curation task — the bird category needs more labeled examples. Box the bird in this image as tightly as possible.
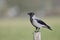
[28,12,52,32]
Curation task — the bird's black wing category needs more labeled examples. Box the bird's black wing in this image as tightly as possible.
[35,19,52,30]
[35,19,47,25]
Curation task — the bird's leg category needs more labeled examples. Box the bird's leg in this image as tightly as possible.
[37,28,40,32]
[35,27,39,32]
[35,27,37,32]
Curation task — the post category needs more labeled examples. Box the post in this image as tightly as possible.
[33,32,41,40]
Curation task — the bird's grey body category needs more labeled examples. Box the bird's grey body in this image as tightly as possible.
[32,15,44,28]
[28,12,52,32]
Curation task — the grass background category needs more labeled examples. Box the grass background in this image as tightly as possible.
[0,17,60,40]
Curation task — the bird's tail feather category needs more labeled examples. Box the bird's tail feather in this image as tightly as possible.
[46,25,52,30]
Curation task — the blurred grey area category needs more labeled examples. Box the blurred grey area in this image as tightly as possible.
[0,0,60,18]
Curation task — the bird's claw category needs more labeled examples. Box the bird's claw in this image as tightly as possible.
[35,30,39,32]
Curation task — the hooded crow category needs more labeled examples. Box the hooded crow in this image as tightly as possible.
[28,12,52,32]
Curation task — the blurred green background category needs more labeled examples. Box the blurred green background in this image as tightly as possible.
[0,18,60,40]
[0,0,60,40]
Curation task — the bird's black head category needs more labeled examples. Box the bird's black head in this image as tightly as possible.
[28,12,35,16]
